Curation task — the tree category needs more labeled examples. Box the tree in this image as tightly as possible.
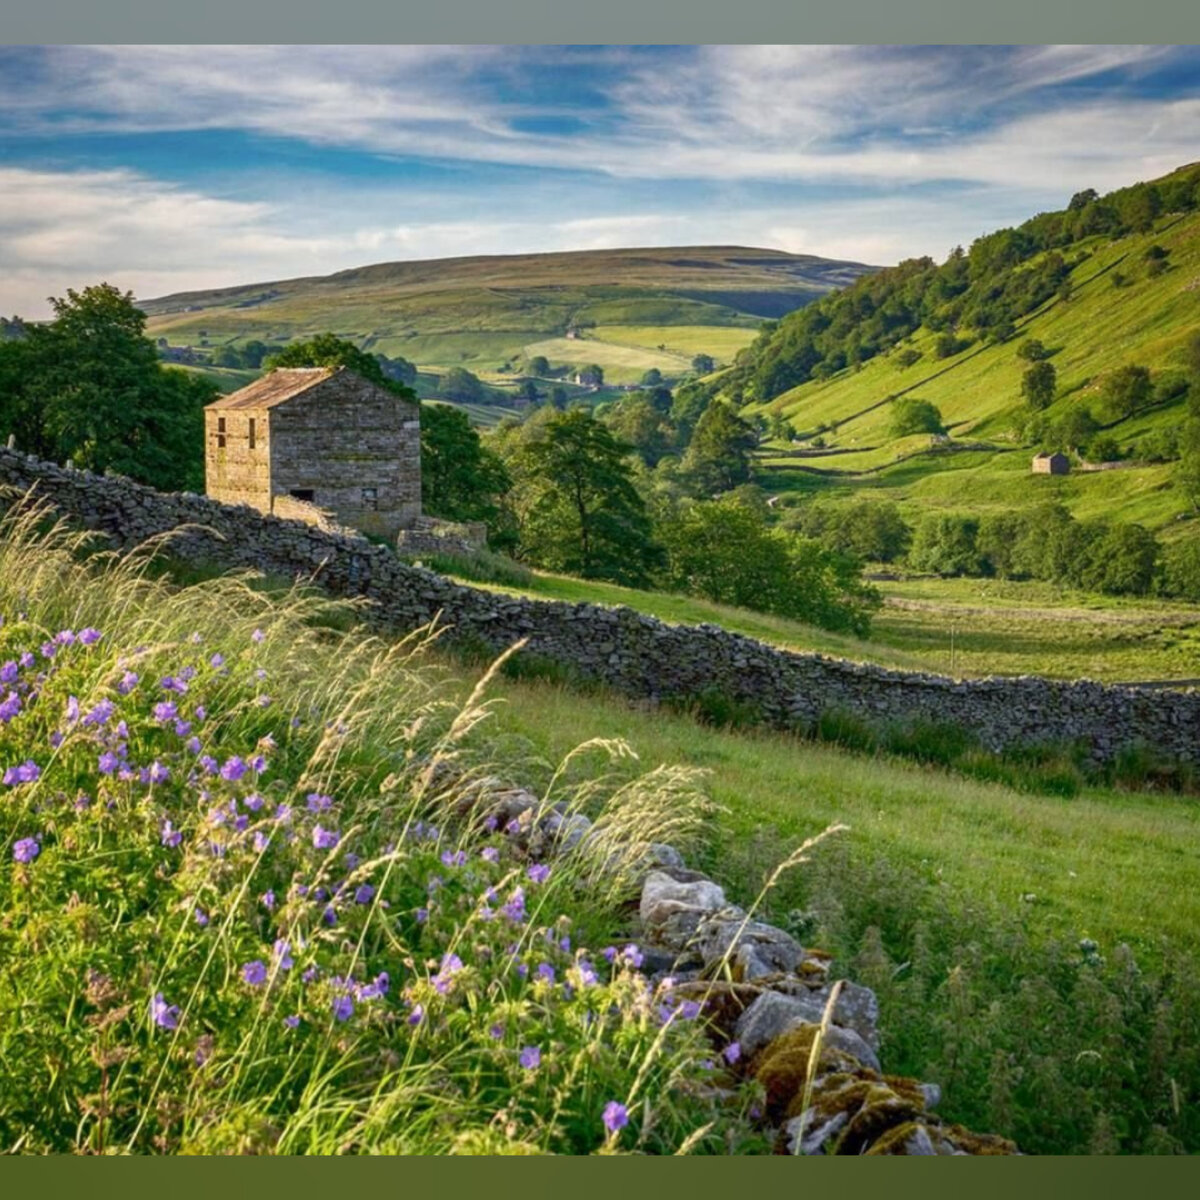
[908,514,984,576]
[691,354,715,374]
[439,367,486,405]
[0,283,215,490]
[934,332,966,359]
[683,400,757,495]
[889,398,945,437]
[602,394,674,466]
[895,348,922,368]
[639,368,663,387]
[656,495,880,635]
[1100,365,1152,420]
[376,353,418,387]
[265,333,403,393]
[418,403,512,536]
[789,498,911,563]
[1021,361,1057,411]
[526,355,550,377]
[548,385,569,411]
[518,380,540,405]
[1016,338,1048,362]
[502,409,660,585]
[1162,537,1200,601]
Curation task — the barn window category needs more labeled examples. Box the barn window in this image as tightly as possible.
[217,416,226,449]
[361,486,378,510]
[290,488,315,503]
[248,418,256,449]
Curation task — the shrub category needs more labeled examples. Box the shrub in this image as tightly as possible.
[895,348,923,368]
[889,398,945,438]
[1016,338,1049,362]
[1100,365,1153,420]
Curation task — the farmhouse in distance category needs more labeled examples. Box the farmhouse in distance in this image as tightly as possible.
[204,366,422,538]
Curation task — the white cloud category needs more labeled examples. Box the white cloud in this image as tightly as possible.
[0,165,1048,317]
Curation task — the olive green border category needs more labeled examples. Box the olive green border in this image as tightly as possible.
[2,0,1199,42]
[4,0,1199,1184]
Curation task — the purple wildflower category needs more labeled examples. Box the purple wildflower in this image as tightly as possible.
[251,628,265,644]
[244,793,264,812]
[441,848,468,868]
[260,890,275,910]
[306,792,332,813]
[185,736,202,754]
[723,1041,742,1065]
[160,675,188,695]
[65,695,80,723]
[576,960,598,988]
[354,884,375,905]
[198,755,218,775]
[407,1003,424,1026]
[312,825,339,851]
[194,908,209,926]
[0,661,17,684]
[148,761,170,785]
[536,962,556,986]
[501,886,526,923]
[481,846,500,863]
[220,756,247,782]
[3,760,40,786]
[676,1000,702,1021]
[242,960,268,986]
[209,653,225,669]
[415,906,429,924]
[153,700,179,723]
[160,819,182,848]
[0,692,21,723]
[527,863,551,884]
[489,1022,505,1040]
[602,1101,629,1135]
[150,993,180,1030]
[283,1014,300,1029]
[622,944,644,969]
[116,671,139,695]
[79,628,103,646]
[273,939,294,970]
[518,1045,541,1071]
[332,995,354,1022]
[98,750,118,775]
[13,837,40,864]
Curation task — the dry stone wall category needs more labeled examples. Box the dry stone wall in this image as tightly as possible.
[2,446,1197,767]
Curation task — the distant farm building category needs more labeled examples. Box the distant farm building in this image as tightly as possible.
[205,366,421,539]
[1032,451,1070,475]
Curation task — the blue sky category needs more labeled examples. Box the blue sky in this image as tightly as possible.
[1,44,1197,317]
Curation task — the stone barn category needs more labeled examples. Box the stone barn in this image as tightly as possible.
[1031,451,1070,476]
[204,366,422,539]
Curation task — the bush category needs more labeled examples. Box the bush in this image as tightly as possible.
[1016,338,1049,362]
[1162,537,1200,601]
[895,348,923,368]
[889,398,945,437]
[788,498,912,563]
[1085,435,1125,463]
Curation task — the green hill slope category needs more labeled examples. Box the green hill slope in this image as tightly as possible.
[139,245,873,384]
[710,165,1200,534]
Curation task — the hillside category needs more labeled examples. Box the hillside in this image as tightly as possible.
[139,246,873,386]
[709,164,1200,535]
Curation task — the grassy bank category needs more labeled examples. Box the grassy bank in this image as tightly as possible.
[470,671,1200,1152]
[418,552,1200,682]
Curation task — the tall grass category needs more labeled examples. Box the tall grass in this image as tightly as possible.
[0,497,760,1154]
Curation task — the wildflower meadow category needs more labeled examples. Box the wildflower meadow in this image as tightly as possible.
[0,499,764,1154]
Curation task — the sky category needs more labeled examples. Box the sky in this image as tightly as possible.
[1,44,1198,318]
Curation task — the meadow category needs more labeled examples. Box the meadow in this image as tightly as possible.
[417,553,1200,683]
[141,246,863,384]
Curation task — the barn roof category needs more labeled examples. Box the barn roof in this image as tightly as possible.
[206,366,338,412]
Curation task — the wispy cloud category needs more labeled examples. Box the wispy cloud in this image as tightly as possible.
[1,45,1197,316]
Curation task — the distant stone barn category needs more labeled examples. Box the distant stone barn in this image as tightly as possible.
[204,366,422,539]
[1031,451,1070,476]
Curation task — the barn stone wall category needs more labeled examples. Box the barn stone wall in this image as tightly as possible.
[2,446,1196,767]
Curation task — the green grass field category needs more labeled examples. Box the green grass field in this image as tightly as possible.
[429,559,1200,682]
[747,210,1200,533]
[142,245,868,385]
